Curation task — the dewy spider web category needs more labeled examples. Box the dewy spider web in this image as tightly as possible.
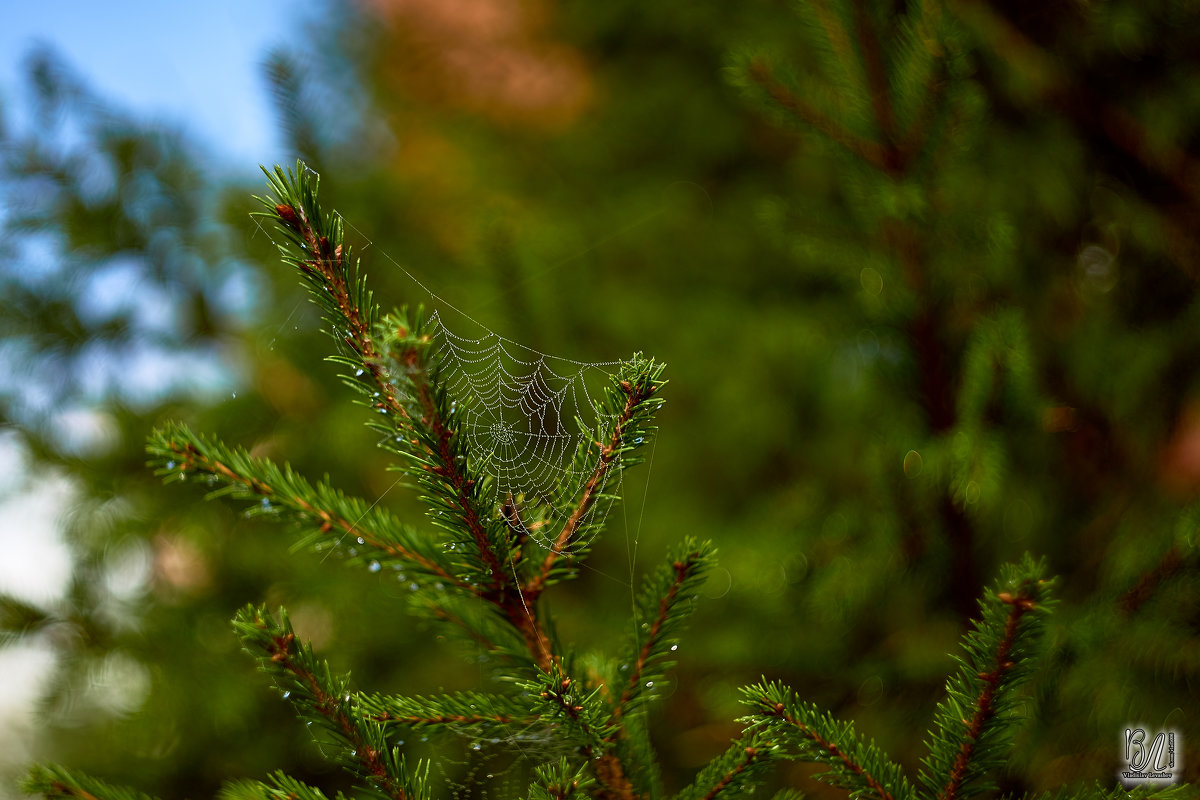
[425,310,624,550]
[317,201,629,554]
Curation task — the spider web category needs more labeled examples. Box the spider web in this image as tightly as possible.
[425,309,625,550]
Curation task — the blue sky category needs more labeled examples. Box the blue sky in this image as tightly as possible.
[1,0,291,173]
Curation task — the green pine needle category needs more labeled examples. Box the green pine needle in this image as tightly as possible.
[21,766,163,800]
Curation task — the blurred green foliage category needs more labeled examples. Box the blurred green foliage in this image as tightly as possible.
[2,0,1198,797]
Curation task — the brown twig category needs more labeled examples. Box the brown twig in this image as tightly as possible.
[747,59,891,172]
[607,556,695,731]
[164,440,464,590]
[850,0,901,169]
[44,784,102,800]
[274,203,409,420]
[810,0,860,85]
[938,589,1037,800]
[386,338,556,669]
[759,703,895,800]
[267,630,410,800]
[948,0,1200,209]
[525,379,656,600]
[698,747,766,800]
[1120,546,1185,616]
[371,711,525,726]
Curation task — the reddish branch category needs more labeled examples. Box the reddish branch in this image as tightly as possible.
[164,440,463,589]
[43,784,102,800]
[1120,546,1184,616]
[747,59,891,172]
[397,340,508,593]
[273,203,408,419]
[266,628,410,800]
[938,589,1037,800]
[526,379,657,600]
[849,0,900,164]
[607,556,696,731]
[759,703,894,800]
[949,0,1200,211]
[277,201,558,670]
[390,336,557,670]
[698,747,765,800]
[540,674,636,800]
[371,711,522,726]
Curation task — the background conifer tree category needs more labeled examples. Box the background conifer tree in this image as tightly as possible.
[20,165,1196,800]
[2,0,1199,796]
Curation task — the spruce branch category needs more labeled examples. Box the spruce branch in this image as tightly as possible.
[1119,545,1185,616]
[670,736,779,800]
[372,317,555,670]
[523,662,616,760]
[375,312,515,597]
[608,539,715,728]
[253,164,400,417]
[147,422,461,587]
[744,58,889,171]
[526,355,667,599]
[21,766,163,800]
[219,771,352,800]
[740,681,912,800]
[848,0,899,158]
[357,690,538,734]
[530,758,597,800]
[807,0,861,90]
[258,164,515,603]
[918,556,1055,800]
[519,662,640,800]
[256,165,515,607]
[947,0,1200,213]
[233,605,429,800]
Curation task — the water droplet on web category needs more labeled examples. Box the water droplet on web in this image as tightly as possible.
[348,547,358,557]
[260,498,270,510]
[396,573,407,582]
[619,664,629,672]
[421,736,428,743]
[670,644,678,651]
[634,437,644,444]
[166,461,175,470]
[355,368,365,377]
[471,742,482,751]
[368,560,381,573]
[645,681,654,688]
[232,391,238,398]
[356,536,365,545]
[409,582,419,591]
[282,691,291,699]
